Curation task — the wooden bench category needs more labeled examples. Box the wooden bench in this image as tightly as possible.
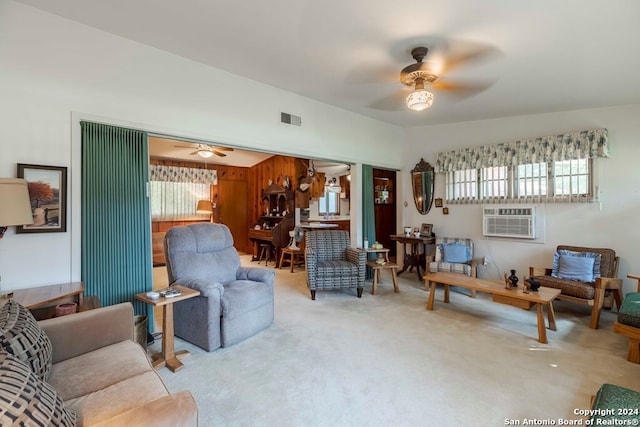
[424,271,561,343]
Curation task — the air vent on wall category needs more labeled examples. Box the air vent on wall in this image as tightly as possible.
[281,112,301,126]
[483,207,536,239]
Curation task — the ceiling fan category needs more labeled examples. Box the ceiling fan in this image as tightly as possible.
[368,40,500,111]
[174,143,234,158]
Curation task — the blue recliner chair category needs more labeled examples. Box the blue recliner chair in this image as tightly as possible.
[164,223,275,351]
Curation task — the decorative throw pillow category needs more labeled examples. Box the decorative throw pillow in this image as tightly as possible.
[440,242,471,264]
[0,299,53,381]
[0,351,76,426]
[551,250,600,282]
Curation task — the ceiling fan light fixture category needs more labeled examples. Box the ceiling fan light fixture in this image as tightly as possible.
[197,149,214,158]
[406,89,434,111]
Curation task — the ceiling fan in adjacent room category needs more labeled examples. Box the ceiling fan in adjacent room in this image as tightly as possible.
[367,40,501,112]
[174,143,234,158]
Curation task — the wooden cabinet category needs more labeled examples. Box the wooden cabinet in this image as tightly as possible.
[310,172,326,200]
[339,175,351,199]
[374,176,394,205]
[258,183,294,230]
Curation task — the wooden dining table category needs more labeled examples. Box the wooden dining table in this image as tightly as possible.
[390,234,435,280]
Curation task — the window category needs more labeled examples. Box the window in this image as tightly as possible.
[446,169,478,200]
[446,159,592,203]
[150,181,210,220]
[318,186,340,215]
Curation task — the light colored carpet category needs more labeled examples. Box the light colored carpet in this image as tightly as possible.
[151,255,639,426]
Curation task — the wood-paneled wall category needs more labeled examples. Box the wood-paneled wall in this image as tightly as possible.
[151,156,309,254]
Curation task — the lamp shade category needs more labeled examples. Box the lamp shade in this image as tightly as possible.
[0,178,33,227]
[196,200,213,214]
[406,89,434,111]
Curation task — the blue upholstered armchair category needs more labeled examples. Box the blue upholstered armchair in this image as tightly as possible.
[304,230,366,300]
[427,237,477,297]
[164,223,274,351]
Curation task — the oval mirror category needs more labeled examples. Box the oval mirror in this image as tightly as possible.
[411,158,435,215]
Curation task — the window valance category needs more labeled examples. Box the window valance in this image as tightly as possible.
[150,165,217,184]
[435,128,609,173]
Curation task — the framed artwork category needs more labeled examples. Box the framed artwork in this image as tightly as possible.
[421,223,433,236]
[443,207,449,215]
[435,198,443,208]
[17,164,67,234]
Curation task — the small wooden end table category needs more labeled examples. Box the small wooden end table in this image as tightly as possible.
[363,248,399,295]
[135,285,200,372]
[390,234,435,280]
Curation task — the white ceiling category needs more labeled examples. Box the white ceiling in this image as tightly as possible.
[15,0,640,129]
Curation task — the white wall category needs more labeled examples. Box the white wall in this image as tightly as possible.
[403,104,640,294]
[0,2,403,290]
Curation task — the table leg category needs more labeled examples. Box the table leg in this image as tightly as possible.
[372,269,379,295]
[546,302,557,331]
[397,243,411,276]
[391,268,399,293]
[152,302,190,373]
[536,303,548,344]
[426,282,436,310]
[444,284,450,303]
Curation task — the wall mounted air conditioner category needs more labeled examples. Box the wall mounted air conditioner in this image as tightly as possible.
[482,206,536,239]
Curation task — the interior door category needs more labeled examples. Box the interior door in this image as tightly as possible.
[218,179,248,253]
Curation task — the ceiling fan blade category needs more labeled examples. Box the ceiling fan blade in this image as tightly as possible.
[432,78,497,100]
[213,146,234,152]
[439,40,502,75]
[214,150,227,157]
[175,145,196,149]
[366,89,410,111]
[189,150,199,155]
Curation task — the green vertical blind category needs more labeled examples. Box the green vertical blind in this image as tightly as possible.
[362,164,376,279]
[81,122,151,315]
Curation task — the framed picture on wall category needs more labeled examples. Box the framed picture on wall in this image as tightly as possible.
[434,198,443,208]
[421,223,433,236]
[17,164,67,234]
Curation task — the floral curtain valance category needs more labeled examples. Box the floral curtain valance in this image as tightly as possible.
[435,128,609,173]
[150,165,217,184]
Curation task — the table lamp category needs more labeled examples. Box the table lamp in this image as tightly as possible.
[0,178,33,297]
[196,199,214,222]
[0,178,33,239]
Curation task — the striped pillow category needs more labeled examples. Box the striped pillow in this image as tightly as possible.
[0,299,53,381]
[0,351,76,426]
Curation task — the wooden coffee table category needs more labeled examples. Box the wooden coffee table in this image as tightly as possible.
[423,272,561,343]
[135,285,200,372]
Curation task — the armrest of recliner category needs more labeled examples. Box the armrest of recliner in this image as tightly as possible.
[90,391,198,427]
[237,266,275,285]
[172,278,224,297]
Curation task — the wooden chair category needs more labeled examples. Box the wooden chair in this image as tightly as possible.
[613,274,640,363]
[426,237,478,298]
[529,246,623,329]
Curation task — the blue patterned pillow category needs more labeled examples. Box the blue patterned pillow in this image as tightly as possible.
[440,242,471,263]
[552,250,601,282]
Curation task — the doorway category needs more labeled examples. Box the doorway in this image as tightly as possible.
[372,168,397,258]
[217,179,248,253]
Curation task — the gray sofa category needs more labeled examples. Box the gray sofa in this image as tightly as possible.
[164,223,275,351]
[0,300,197,426]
